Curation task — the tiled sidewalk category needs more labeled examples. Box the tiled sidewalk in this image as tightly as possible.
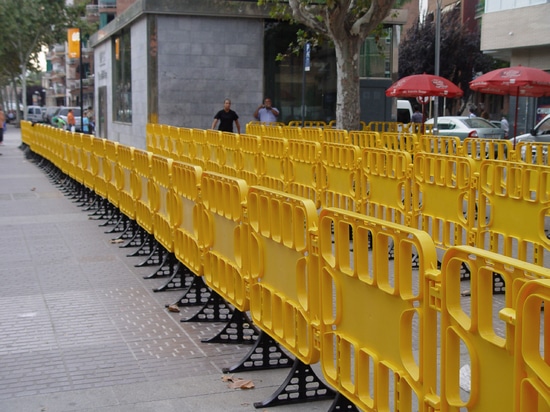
[0,126,331,412]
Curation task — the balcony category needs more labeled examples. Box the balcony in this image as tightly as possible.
[99,0,116,10]
[86,4,99,17]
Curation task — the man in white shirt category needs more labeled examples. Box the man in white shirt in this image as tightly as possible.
[254,98,279,123]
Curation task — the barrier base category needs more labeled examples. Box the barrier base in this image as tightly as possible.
[222,330,293,373]
[327,393,360,411]
[154,261,194,292]
[143,248,171,278]
[182,292,233,323]
[202,310,259,344]
[166,276,211,307]
[253,358,336,409]
[135,240,163,267]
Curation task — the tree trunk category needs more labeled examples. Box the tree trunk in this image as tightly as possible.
[333,36,362,131]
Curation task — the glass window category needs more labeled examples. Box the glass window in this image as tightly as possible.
[113,28,132,123]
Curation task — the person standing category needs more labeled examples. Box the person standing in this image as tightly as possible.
[211,98,240,134]
[67,109,76,132]
[501,114,510,138]
[468,107,477,118]
[411,105,423,123]
[0,106,5,144]
[253,98,279,123]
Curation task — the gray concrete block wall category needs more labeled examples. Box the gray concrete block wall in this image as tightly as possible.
[157,15,264,130]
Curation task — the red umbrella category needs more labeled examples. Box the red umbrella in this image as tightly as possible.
[469,66,550,144]
[386,74,464,98]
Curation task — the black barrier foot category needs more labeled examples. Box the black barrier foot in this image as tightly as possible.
[222,330,293,373]
[99,207,121,227]
[126,232,153,256]
[182,292,233,322]
[166,276,211,307]
[253,358,336,409]
[154,262,194,292]
[143,250,172,278]
[327,393,360,411]
[106,214,129,234]
[135,240,162,267]
[112,219,137,240]
[202,310,259,345]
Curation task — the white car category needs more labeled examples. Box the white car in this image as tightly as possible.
[511,114,550,144]
[424,116,505,140]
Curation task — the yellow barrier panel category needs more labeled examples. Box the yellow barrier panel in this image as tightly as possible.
[322,128,349,144]
[301,127,323,142]
[477,160,550,266]
[439,246,550,412]
[318,208,439,412]
[349,130,379,149]
[172,161,203,275]
[366,121,404,133]
[162,125,179,158]
[63,131,77,181]
[248,186,321,364]
[72,133,85,186]
[282,126,302,140]
[237,133,261,186]
[219,132,239,177]
[418,135,462,156]
[92,137,107,198]
[320,142,361,211]
[200,172,250,311]
[21,121,32,146]
[175,127,195,164]
[146,123,156,152]
[116,145,136,220]
[516,141,550,165]
[104,140,120,207]
[515,279,550,411]
[360,147,412,226]
[412,153,477,250]
[192,128,208,169]
[151,154,174,252]
[263,124,284,138]
[134,149,155,234]
[245,121,264,137]
[379,132,417,153]
[81,134,95,190]
[259,136,288,192]
[286,138,321,208]
[205,129,223,172]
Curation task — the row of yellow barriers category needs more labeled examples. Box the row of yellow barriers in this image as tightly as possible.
[22,121,550,411]
[146,123,550,270]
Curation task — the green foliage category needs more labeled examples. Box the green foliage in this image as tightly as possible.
[398,5,504,94]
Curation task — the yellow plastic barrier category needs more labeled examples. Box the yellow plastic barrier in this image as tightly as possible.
[263,124,284,138]
[191,128,208,170]
[439,246,550,412]
[237,133,261,186]
[219,132,239,177]
[151,154,174,252]
[418,135,461,156]
[204,129,223,172]
[366,121,404,133]
[71,133,85,187]
[245,121,264,137]
[133,149,155,234]
[318,208,439,412]
[175,127,195,164]
[412,153,477,249]
[282,126,302,140]
[172,161,203,275]
[348,130,379,149]
[104,140,120,207]
[81,134,95,191]
[360,147,412,226]
[116,145,136,220]
[259,135,288,192]
[477,160,550,266]
[379,132,417,153]
[200,172,249,311]
[322,128,349,144]
[515,141,550,165]
[320,142,361,211]
[145,122,156,152]
[301,127,323,142]
[514,279,550,411]
[286,138,322,208]
[92,137,107,199]
[248,186,320,364]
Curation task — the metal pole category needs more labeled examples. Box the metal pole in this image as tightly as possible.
[433,0,441,134]
[302,42,311,127]
[79,28,84,132]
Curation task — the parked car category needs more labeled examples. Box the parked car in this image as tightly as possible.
[424,116,506,140]
[42,106,60,124]
[52,107,82,131]
[509,114,550,163]
[26,105,46,123]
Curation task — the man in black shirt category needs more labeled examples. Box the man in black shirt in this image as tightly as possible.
[211,99,241,134]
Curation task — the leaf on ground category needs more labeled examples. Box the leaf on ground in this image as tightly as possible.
[167,304,180,313]
[222,375,255,389]
[110,239,125,244]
